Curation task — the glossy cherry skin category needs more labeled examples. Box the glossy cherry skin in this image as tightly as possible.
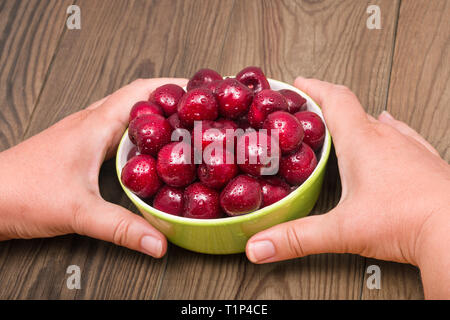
[294,111,326,151]
[279,142,317,185]
[204,80,223,94]
[156,142,196,187]
[198,149,238,189]
[216,118,238,130]
[153,185,184,216]
[236,131,278,177]
[121,155,161,198]
[149,84,185,116]
[186,68,223,91]
[279,89,307,113]
[129,114,172,156]
[177,87,219,128]
[129,101,163,123]
[127,146,140,161]
[247,89,289,128]
[235,66,270,94]
[220,175,262,216]
[259,177,290,207]
[183,183,222,219]
[215,78,253,119]
[192,120,236,151]
[168,112,182,129]
[263,111,304,154]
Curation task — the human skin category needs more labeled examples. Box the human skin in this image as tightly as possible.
[0,77,448,299]
[246,77,450,299]
[0,78,187,258]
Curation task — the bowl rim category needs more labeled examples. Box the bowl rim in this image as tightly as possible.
[116,78,332,226]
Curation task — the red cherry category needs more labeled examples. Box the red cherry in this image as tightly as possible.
[156,142,196,187]
[177,87,219,128]
[149,84,185,117]
[129,114,172,156]
[294,111,326,151]
[236,66,270,94]
[129,101,163,123]
[187,68,222,91]
[216,118,239,130]
[236,131,278,177]
[127,146,140,161]
[279,89,307,113]
[204,80,223,94]
[259,177,290,207]
[183,183,222,219]
[247,89,289,128]
[121,155,161,198]
[279,142,317,185]
[168,113,182,129]
[263,111,304,154]
[215,78,253,119]
[192,120,236,152]
[198,149,238,189]
[153,185,184,216]
[220,175,262,216]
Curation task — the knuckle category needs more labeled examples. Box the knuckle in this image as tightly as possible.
[285,224,306,258]
[112,217,131,247]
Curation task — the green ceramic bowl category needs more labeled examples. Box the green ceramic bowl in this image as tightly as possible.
[116,79,331,254]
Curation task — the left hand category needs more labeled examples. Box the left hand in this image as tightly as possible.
[0,78,187,258]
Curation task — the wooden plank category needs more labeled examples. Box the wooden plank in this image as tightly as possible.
[0,0,70,150]
[0,0,74,299]
[362,0,450,300]
[159,0,400,299]
[0,0,235,299]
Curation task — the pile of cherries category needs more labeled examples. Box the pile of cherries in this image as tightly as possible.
[121,67,325,219]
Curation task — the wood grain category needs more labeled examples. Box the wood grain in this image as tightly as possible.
[0,0,70,150]
[0,0,446,300]
[0,0,235,300]
[159,0,400,299]
[361,0,450,300]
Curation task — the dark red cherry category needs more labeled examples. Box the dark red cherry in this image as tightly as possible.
[121,155,161,198]
[215,78,253,119]
[177,87,219,128]
[236,66,270,94]
[220,175,262,216]
[294,111,326,151]
[236,131,279,177]
[279,89,307,113]
[153,185,184,216]
[279,142,317,185]
[263,111,304,154]
[129,101,163,123]
[186,68,222,91]
[198,149,238,189]
[247,89,289,128]
[156,142,196,187]
[127,146,140,161]
[259,177,290,207]
[149,84,185,117]
[183,183,222,219]
[129,114,172,156]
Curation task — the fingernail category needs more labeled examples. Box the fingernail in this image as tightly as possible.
[381,110,394,120]
[247,240,276,263]
[140,235,163,258]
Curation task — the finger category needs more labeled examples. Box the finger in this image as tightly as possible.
[294,77,369,147]
[85,95,110,110]
[97,78,188,127]
[73,199,167,258]
[246,209,345,263]
[378,111,440,156]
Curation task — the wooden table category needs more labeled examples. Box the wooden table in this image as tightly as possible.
[0,0,448,299]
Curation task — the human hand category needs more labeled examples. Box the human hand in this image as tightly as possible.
[245,78,450,297]
[0,78,187,258]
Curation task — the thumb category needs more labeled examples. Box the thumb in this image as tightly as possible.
[246,210,345,263]
[73,198,167,258]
